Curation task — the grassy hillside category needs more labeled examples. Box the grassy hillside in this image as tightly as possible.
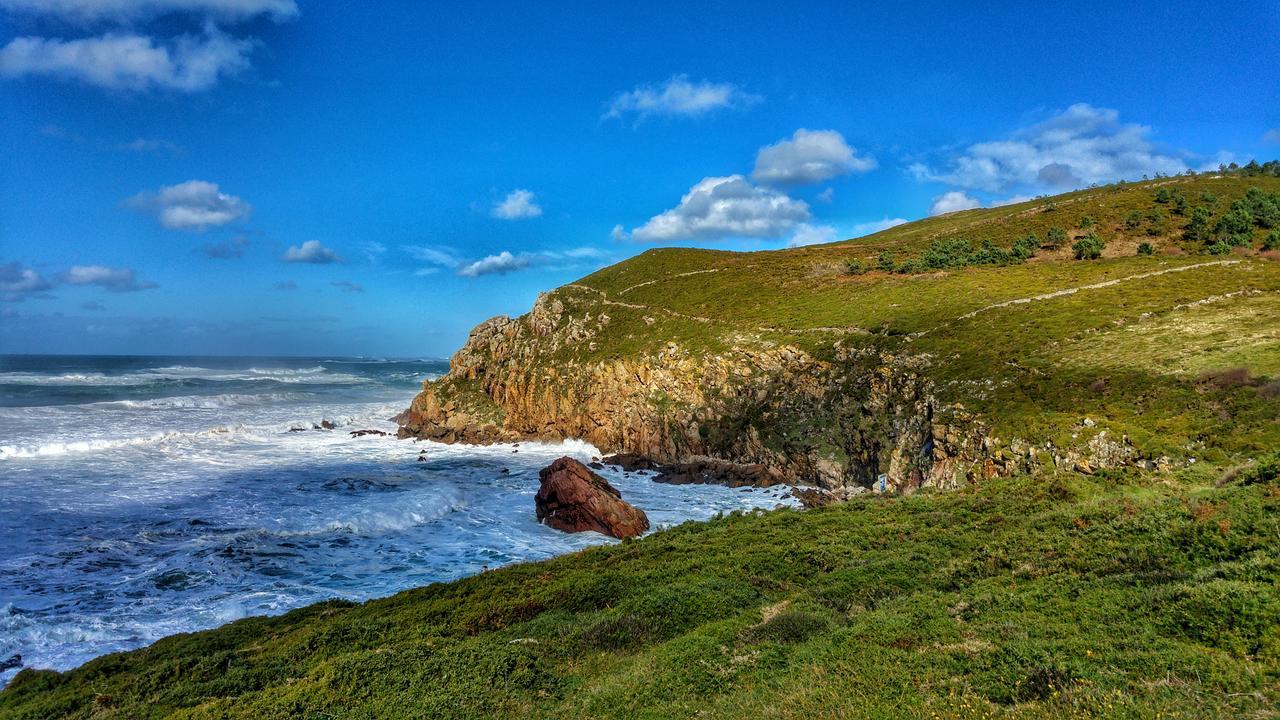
[3,465,1277,718]
[4,170,1280,718]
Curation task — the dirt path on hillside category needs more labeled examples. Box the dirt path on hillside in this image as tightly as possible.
[913,259,1241,337]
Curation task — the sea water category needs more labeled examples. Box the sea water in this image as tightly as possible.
[0,355,795,682]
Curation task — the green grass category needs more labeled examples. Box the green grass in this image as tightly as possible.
[3,467,1277,718]
[8,172,1280,718]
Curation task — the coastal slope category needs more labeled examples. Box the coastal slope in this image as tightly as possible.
[401,172,1280,494]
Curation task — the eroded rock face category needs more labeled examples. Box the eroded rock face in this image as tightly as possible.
[535,457,649,539]
[397,291,1057,496]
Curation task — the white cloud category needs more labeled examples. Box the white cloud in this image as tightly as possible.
[604,74,761,122]
[610,224,628,241]
[0,0,297,23]
[787,223,840,248]
[849,217,908,237]
[990,194,1035,207]
[127,179,250,230]
[282,240,342,264]
[122,137,181,153]
[61,264,157,292]
[816,187,835,203]
[910,103,1189,193]
[0,30,255,92]
[1265,129,1280,144]
[458,251,529,277]
[629,175,810,242]
[752,129,876,186]
[0,261,55,301]
[491,189,542,220]
[930,191,981,216]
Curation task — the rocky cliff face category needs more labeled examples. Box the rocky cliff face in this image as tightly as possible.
[399,292,1040,495]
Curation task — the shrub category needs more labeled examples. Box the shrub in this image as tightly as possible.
[1154,187,1171,203]
[968,239,1012,265]
[1215,206,1254,237]
[1044,226,1067,249]
[1137,242,1154,256]
[1079,215,1095,229]
[1185,206,1212,242]
[1072,231,1105,260]
[744,610,831,644]
[921,238,975,269]
[1173,194,1189,216]
[1124,210,1143,229]
[1200,190,1218,208]
[843,258,867,275]
[1207,240,1232,255]
[1197,367,1252,388]
[1264,231,1280,251]
[1011,234,1038,260]
[876,251,895,271]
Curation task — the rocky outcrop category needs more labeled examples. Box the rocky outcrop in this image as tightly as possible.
[535,457,649,538]
[398,290,1122,496]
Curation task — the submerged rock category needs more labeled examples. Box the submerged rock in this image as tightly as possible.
[535,457,649,539]
[0,653,21,671]
[349,429,388,437]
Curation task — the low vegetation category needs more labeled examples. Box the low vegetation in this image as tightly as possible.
[4,167,1280,717]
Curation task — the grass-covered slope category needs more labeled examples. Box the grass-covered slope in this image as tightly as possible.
[3,466,1277,718]
[5,170,1280,717]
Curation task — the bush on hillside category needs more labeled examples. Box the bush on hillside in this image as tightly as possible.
[1264,230,1280,251]
[1185,206,1212,242]
[1044,226,1067,249]
[1137,242,1155,256]
[1072,231,1106,260]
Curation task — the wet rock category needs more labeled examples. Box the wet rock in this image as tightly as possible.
[417,456,427,462]
[0,654,22,672]
[653,460,785,488]
[349,429,388,437]
[601,453,660,472]
[320,420,337,430]
[535,457,649,539]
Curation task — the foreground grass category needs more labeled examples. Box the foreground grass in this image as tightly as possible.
[4,467,1277,719]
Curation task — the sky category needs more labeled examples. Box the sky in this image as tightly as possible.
[1,1,1278,358]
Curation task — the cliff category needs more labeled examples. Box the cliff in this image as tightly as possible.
[401,174,1280,495]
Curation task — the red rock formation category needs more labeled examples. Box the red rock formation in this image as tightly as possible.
[535,457,649,539]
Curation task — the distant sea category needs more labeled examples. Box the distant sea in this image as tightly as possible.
[0,355,794,682]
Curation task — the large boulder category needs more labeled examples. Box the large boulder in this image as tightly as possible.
[535,457,649,539]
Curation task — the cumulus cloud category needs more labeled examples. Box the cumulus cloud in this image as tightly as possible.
[127,179,250,230]
[60,264,157,292]
[458,251,529,277]
[752,129,876,186]
[0,30,256,92]
[491,189,542,220]
[786,223,840,248]
[282,240,342,264]
[628,175,810,242]
[0,261,55,301]
[0,0,294,92]
[910,103,1190,193]
[330,280,363,292]
[604,74,761,122]
[849,217,908,237]
[930,191,981,216]
[0,0,297,23]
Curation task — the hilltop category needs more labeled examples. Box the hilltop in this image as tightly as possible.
[401,169,1280,496]
[3,167,1279,718]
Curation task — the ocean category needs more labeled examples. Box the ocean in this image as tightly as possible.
[0,355,794,682]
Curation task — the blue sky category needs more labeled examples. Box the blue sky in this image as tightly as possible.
[1,0,1278,357]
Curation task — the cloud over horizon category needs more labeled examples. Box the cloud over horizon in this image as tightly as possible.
[60,264,158,292]
[910,103,1190,194]
[930,190,982,215]
[604,74,761,123]
[0,261,55,301]
[752,129,876,186]
[627,175,810,242]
